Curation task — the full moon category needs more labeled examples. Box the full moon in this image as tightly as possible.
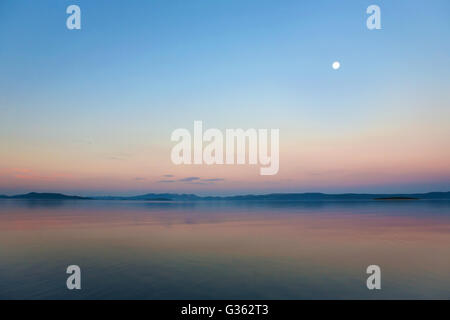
[332,61,340,70]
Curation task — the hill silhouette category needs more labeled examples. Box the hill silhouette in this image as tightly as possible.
[1,191,449,201]
[5,192,90,200]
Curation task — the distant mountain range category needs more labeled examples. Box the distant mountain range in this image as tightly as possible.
[0,192,89,200]
[1,191,450,201]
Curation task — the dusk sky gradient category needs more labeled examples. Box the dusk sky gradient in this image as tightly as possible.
[0,0,449,195]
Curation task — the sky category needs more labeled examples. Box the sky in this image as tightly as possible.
[0,0,449,196]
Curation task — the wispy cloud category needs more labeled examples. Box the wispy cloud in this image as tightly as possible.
[104,152,132,161]
[178,177,200,182]
[156,176,225,184]
[202,178,225,182]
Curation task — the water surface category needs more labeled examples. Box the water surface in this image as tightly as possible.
[0,199,449,299]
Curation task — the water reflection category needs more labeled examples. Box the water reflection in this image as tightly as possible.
[0,199,449,299]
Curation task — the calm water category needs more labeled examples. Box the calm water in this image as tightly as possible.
[0,199,449,299]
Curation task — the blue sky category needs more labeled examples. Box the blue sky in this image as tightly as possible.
[0,0,449,195]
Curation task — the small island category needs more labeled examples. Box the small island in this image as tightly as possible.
[374,197,419,201]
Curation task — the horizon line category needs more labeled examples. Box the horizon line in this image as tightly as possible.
[1,190,450,198]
